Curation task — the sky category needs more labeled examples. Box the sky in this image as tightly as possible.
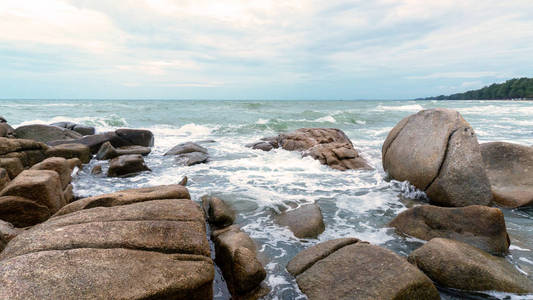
[1,0,533,100]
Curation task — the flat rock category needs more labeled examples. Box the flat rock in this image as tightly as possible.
[202,195,235,228]
[276,204,325,239]
[481,142,533,208]
[0,196,51,227]
[107,154,151,177]
[289,239,440,300]
[45,143,91,164]
[389,205,510,255]
[0,157,24,179]
[96,141,151,160]
[409,238,533,294]
[30,157,72,189]
[383,108,492,207]
[14,124,83,143]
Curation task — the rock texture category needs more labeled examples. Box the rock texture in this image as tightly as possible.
[202,195,235,228]
[389,205,510,255]
[0,168,9,191]
[382,108,492,207]
[30,157,72,189]
[0,137,48,167]
[14,124,83,143]
[0,196,51,227]
[0,157,24,179]
[0,123,15,138]
[0,198,214,300]
[50,121,95,136]
[409,238,533,294]
[212,225,266,298]
[96,141,151,160]
[48,129,154,153]
[107,154,151,177]
[288,238,440,300]
[45,143,92,163]
[165,142,209,166]
[480,142,533,208]
[0,220,20,251]
[276,204,325,239]
[249,128,372,171]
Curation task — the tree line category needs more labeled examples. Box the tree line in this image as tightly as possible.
[420,77,533,100]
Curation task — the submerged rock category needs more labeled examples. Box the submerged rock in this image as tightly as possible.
[201,195,235,228]
[409,238,533,294]
[287,238,440,300]
[382,108,492,207]
[96,141,151,160]
[14,124,82,143]
[107,154,151,177]
[389,205,510,255]
[165,142,209,166]
[276,203,325,239]
[480,142,533,208]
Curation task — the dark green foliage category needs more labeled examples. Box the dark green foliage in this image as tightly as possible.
[420,78,533,100]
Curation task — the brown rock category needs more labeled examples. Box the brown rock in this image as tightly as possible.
[96,141,151,160]
[409,238,533,294]
[30,157,72,189]
[91,164,103,175]
[0,157,24,179]
[14,124,82,143]
[107,154,151,177]
[115,128,154,147]
[289,239,440,300]
[0,137,48,155]
[179,176,188,186]
[1,149,47,167]
[389,205,510,255]
[67,157,83,170]
[276,204,325,239]
[0,170,65,213]
[0,196,51,227]
[0,219,21,242]
[0,168,9,191]
[480,142,533,208]
[0,123,14,138]
[46,143,91,163]
[63,184,74,203]
[202,195,235,227]
[54,184,190,216]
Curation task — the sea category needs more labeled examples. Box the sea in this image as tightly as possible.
[1,99,532,300]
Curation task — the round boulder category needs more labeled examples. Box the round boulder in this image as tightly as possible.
[276,203,325,239]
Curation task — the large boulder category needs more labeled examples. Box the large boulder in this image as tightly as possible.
[107,154,151,177]
[408,238,533,294]
[201,195,235,228]
[0,198,214,300]
[287,238,440,299]
[165,142,209,166]
[212,225,266,298]
[0,137,48,167]
[0,157,24,179]
[382,108,492,207]
[54,184,190,216]
[0,168,9,191]
[30,157,72,189]
[389,205,510,255]
[50,121,95,136]
[96,141,151,160]
[45,143,91,164]
[0,196,51,227]
[49,129,154,153]
[14,124,82,143]
[0,123,15,138]
[249,128,372,171]
[480,142,533,208]
[0,170,65,214]
[276,203,325,239]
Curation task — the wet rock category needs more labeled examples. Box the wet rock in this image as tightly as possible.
[165,142,209,166]
[480,142,533,208]
[91,164,103,175]
[115,129,154,147]
[0,168,9,191]
[30,157,72,189]
[389,205,510,255]
[0,157,24,179]
[179,176,188,186]
[0,196,51,227]
[0,199,214,300]
[96,141,151,160]
[107,154,151,177]
[383,108,492,207]
[178,152,209,166]
[0,170,65,214]
[288,238,440,300]
[54,184,190,216]
[202,195,235,228]
[0,123,15,138]
[14,124,83,143]
[45,143,91,164]
[409,238,533,294]
[276,204,325,239]
[250,128,372,171]
[50,122,95,136]
[212,225,266,297]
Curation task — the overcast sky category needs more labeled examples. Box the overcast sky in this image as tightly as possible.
[2,0,533,100]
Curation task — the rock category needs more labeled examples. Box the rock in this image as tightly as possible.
[14,124,82,143]
[0,199,214,300]
[177,152,209,166]
[276,204,325,239]
[179,176,188,186]
[48,132,114,153]
[212,225,266,297]
[48,129,154,153]
[63,184,74,203]
[0,219,20,242]
[389,205,510,255]
[91,164,103,175]
[0,123,15,138]
[0,196,51,227]
[409,238,533,294]
[0,168,9,191]
[1,150,46,167]
[0,116,6,123]
[45,143,91,163]
[50,122,95,136]
[67,157,83,170]
[0,170,65,214]
[288,238,440,300]
[165,142,209,166]
[383,108,492,207]
[115,128,154,147]
[96,141,151,160]
[250,128,372,171]
[0,137,48,167]
[480,142,533,208]
[30,157,72,189]
[54,184,190,216]
[107,154,151,177]
[0,157,24,179]
[202,195,235,228]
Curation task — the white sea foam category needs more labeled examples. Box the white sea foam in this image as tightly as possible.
[313,115,336,123]
[375,104,424,111]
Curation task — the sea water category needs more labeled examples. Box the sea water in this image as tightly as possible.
[1,99,532,299]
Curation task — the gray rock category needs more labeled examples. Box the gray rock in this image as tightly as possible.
[389,205,510,255]
[51,122,95,136]
[409,238,533,294]
[107,154,151,177]
[46,143,91,163]
[276,204,325,239]
[383,108,492,207]
[480,142,533,208]
[96,141,151,160]
[165,142,208,156]
[48,129,154,153]
[14,124,83,143]
[202,195,235,228]
[177,152,208,166]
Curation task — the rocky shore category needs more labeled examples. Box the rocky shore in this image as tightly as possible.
[0,111,532,299]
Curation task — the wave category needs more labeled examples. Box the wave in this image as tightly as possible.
[14,115,128,131]
[375,104,424,112]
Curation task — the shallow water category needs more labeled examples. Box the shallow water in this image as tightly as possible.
[1,99,532,299]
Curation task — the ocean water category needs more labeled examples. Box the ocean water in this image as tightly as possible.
[1,99,532,299]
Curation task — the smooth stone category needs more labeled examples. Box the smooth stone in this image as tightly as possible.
[115,129,154,147]
[276,204,325,239]
[96,141,151,160]
[0,157,24,179]
[165,142,208,156]
[409,238,533,294]
[201,195,235,228]
[176,152,208,166]
[30,157,72,189]
[107,154,151,177]
[0,196,51,227]
[14,124,82,143]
